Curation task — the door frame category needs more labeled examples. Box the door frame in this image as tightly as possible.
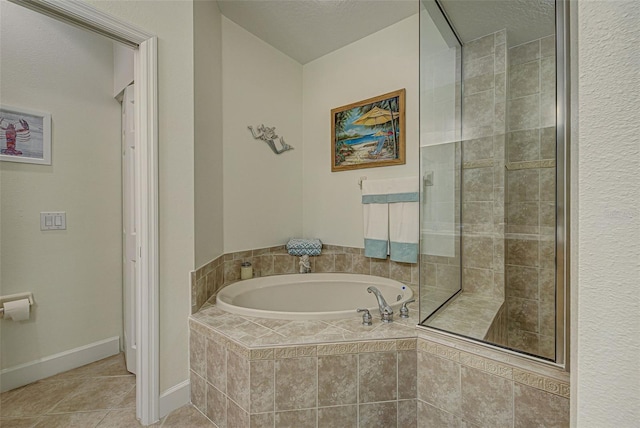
[8,1,160,425]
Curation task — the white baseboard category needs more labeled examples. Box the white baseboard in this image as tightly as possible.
[159,379,191,418]
[0,336,120,393]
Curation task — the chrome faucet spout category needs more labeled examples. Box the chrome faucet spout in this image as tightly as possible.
[367,286,394,322]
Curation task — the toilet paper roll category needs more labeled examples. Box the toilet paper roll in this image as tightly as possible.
[3,299,30,321]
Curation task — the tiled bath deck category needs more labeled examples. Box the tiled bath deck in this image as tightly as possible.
[191,301,420,347]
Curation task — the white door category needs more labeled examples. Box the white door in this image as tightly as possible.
[122,84,137,374]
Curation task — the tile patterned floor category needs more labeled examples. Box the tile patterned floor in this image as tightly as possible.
[0,353,214,427]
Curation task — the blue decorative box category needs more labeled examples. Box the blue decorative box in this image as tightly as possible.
[286,238,323,256]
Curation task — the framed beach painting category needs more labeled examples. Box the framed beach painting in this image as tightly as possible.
[331,89,405,172]
[0,105,51,165]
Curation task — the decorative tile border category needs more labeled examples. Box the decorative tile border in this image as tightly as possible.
[505,159,556,170]
[417,336,569,398]
[462,159,495,169]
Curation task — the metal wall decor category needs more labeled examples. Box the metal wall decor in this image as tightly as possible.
[248,124,294,154]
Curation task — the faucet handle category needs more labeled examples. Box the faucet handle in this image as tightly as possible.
[399,298,416,319]
[357,308,373,326]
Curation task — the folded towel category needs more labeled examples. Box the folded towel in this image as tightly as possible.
[362,178,419,263]
[286,238,323,256]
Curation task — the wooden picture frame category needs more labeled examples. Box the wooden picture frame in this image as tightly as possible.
[0,105,51,165]
[331,89,405,172]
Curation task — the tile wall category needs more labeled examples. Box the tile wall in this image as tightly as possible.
[460,29,508,308]
[190,320,418,428]
[505,35,556,358]
[416,330,569,427]
[191,245,418,314]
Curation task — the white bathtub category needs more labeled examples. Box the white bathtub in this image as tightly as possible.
[216,273,413,320]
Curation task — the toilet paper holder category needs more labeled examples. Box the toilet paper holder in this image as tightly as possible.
[0,292,34,318]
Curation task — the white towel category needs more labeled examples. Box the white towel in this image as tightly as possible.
[362,179,390,259]
[362,178,419,262]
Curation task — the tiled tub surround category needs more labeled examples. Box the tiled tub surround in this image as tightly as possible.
[191,245,418,314]
[190,304,420,428]
[189,305,569,427]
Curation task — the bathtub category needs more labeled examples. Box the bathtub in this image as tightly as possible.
[216,273,413,320]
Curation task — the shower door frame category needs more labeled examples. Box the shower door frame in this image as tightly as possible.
[8,0,161,424]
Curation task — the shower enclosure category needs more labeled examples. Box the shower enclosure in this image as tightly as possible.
[419,0,564,362]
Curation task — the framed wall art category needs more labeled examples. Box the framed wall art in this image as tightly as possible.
[0,105,51,165]
[331,88,405,172]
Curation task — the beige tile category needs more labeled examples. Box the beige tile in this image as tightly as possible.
[510,40,540,66]
[352,254,371,275]
[164,405,214,427]
[495,72,506,99]
[506,238,539,267]
[508,94,540,132]
[274,409,316,428]
[226,350,250,411]
[318,405,357,428]
[398,351,417,400]
[462,167,493,201]
[335,253,353,272]
[206,338,226,391]
[507,297,539,333]
[508,329,540,355]
[506,265,539,299]
[389,261,412,283]
[190,371,206,414]
[273,255,295,275]
[32,411,108,428]
[539,239,555,270]
[358,352,397,403]
[206,384,226,428]
[463,136,494,162]
[462,202,493,231]
[47,354,130,381]
[417,352,461,416]
[226,399,249,428]
[436,264,461,292]
[462,235,494,269]
[462,91,494,139]
[190,330,207,377]
[494,42,506,74]
[464,34,495,63]
[461,366,513,427]
[514,383,569,427]
[540,168,556,202]
[540,90,556,128]
[250,360,274,413]
[507,129,539,162]
[96,408,159,427]
[370,258,390,278]
[464,55,495,95]
[250,412,274,428]
[463,268,499,299]
[275,357,317,411]
[420,262,436,288]
[0,379,82,418]
[224,260,242,283]
[359,401,397,428]
[314,253,335,272]
[0,418,40,428]
[541,56,556,95]
[49,377,135,413]
[540,202,556,228]
[510,61,540,99]
[397,399,417,427]
[417,400,463,428]
[540,35,555,58]
[255,255,274,277]
[318,354,357,406]
[540,126,556,159]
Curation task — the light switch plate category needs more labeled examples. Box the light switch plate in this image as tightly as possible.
[40,212,66,230]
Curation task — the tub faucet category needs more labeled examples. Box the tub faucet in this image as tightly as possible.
[367,286,393,323]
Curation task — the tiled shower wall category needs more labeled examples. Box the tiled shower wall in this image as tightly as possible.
[505,35,556,358]
[460,29,508,304]
[191,245,418,314]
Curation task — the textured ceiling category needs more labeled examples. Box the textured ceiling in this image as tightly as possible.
[217,0,555,64]
[439,0,555,47]
[217,0,418,64]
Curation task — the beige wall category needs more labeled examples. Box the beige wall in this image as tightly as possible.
[0,2,122,367]
[302,14,420,248]
[87,0,196,392]
[194,0,224,269]
[572,0,640,425]
[222,17,303,253]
